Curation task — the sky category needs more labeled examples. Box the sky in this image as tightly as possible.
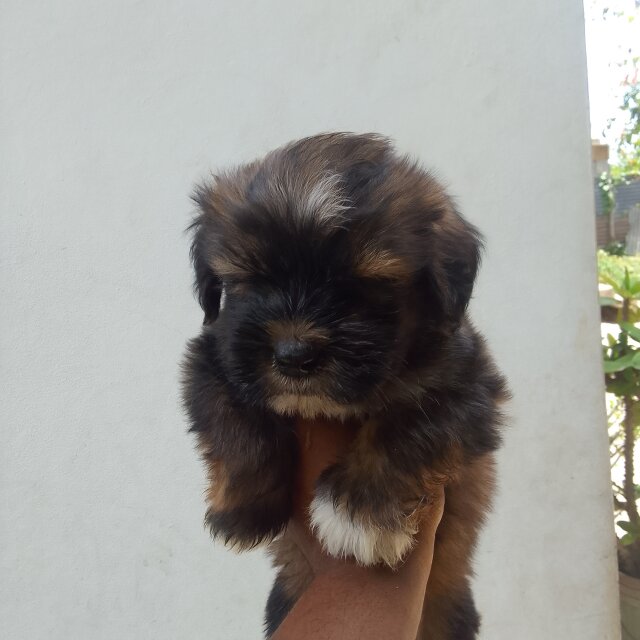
[584,0,640,160]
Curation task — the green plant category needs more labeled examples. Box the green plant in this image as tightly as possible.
[611,79,640,181]
[598,172,616,216]
[600,252,640,575]
[604,240,627,256]
[599,251,640,289]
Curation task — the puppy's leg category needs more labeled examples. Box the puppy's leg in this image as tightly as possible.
[197,417,297,550]
[417,587,479,640]
[185,333,298,549]
[309,418,448,567]
[447,589,481,639]
[417,454,495,640]
[264,534,313,638]
[264,576,294,638]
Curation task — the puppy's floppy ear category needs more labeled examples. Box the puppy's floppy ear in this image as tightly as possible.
[442,215,483,322]
[420,213,483,331]
[189,222,222,325]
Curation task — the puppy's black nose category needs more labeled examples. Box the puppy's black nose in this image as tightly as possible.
[273,339,320,377]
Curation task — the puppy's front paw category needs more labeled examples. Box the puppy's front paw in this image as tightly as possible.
[205,483,292,552]
[207,505,284,552]
[308,492,417,567]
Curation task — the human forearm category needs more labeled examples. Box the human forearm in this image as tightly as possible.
[272,528,436,640]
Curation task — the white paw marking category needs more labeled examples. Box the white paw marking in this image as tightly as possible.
[309,493,415,567]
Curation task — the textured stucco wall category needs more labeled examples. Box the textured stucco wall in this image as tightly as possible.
[1,1,619,638]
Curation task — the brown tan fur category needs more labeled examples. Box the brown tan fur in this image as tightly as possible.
[417,454,496,639]
[354,248,411,280]
[202,456,234,512]
[268,534,314,602]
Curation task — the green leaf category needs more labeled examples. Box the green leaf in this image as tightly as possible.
[618,519,640,545]
[604,353,637,372]
[600,273,627,297]
[618,520,638,533]
[617,521,640,546]
[600,268,640,300]
[621,323,640,343]
[622,533,637,546]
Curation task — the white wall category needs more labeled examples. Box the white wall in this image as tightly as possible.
[0,1,619,638]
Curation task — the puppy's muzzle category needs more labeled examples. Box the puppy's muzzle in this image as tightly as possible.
[273,338,321,378]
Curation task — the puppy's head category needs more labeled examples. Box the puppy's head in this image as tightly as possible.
[189,133,481,418]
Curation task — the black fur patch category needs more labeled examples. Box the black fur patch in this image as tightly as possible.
[448,589,481,639]
[264,576,295,638]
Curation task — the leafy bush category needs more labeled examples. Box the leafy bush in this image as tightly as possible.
[599,251,640,291]
[603,241,627,257]
[600,252,640,576]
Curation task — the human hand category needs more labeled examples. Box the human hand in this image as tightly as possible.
[272,416,445,640]
[289,416,445,576]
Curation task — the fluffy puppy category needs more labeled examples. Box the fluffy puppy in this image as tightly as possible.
[182,133,507,639]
